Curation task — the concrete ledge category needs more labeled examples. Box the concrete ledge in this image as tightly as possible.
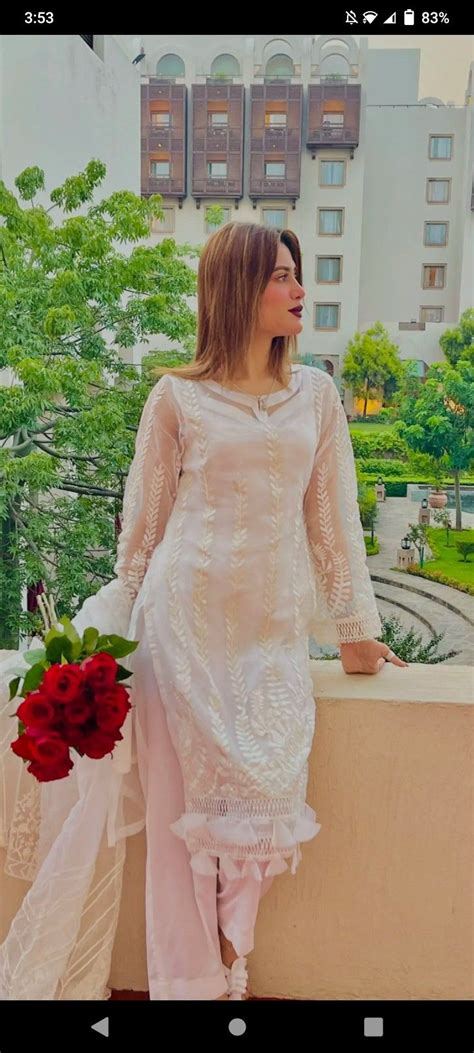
[2,661,473,1000]
[108,661,473,998]
[249,660,473,999]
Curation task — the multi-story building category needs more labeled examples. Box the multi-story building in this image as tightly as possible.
[0,35,139,203]
[137,35,473,411]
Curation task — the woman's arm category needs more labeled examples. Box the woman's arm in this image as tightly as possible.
[72,374,183,638]
[303,370,383,651]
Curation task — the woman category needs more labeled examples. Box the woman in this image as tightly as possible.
[0,222,406,1002]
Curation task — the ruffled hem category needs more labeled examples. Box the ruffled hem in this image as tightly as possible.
[170,802,322,878]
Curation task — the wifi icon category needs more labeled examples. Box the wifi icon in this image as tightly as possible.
[363,10,378,21]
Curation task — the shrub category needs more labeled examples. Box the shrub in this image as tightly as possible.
[351,432,408,459]
[364,536,380,555]
[405,565,474,595]
[357,458,407,476]
[455,541,474,562]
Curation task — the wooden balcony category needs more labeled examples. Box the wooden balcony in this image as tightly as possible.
[306,83,361,154]
[306,125,359,147]
[249,83,302,202]
[192,83,244,201]
[141,176,186,197]
[140,82,186,199]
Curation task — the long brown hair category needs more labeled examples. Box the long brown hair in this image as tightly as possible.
[151,221,303,385]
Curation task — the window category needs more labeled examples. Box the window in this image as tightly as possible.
[210,54,240,77]
[266,112,287,126]
[150,161,170,177]
[318,208,344,235]
[322,112,344,127]
[151,207,175,234]
[151,112,170,127]
[208,161,227,178]
[320,161,345,186]
[429,135,453,160]
[422,265,446,289]
[315,304,340,329]
[209,111,228,126]
[265,54,295,79]
[426,178,451,203]
[156,54,185,77]
[205,206,231,232]
[262,208,288,230]
[317,256,342,282]
[265,162,286,178]
[424,222,448,246]
[420,306,444,322]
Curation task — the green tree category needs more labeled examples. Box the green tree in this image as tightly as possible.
[397,360,474,530]
[342,322,403,416]
[405,523,430,568]
[0,162,198,647]
[439,307,474,367]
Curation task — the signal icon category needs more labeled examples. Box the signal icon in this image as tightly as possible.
[384,11,397,21]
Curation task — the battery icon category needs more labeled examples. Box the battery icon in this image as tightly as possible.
[404,8,415,22]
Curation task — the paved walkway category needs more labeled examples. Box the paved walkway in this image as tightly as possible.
[367,497,474,665]
[310,496,473,665]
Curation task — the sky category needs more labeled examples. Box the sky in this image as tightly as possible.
[364,35,473,104]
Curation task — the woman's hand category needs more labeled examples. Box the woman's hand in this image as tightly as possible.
[339,640,409,675]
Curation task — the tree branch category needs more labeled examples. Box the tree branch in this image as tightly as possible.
[32,439,100,464]
[55,481,122,498]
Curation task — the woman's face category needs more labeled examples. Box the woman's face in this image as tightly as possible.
[256,241,305,338]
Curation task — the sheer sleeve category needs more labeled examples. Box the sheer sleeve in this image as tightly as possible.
[114,374,183,605]
[303,369,382,646]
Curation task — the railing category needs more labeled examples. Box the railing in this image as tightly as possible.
[141,176,185,196]
[307,126,359,144]
[204,75,242,83]
[192,178,242,196]
[320,74,349,84]
[250,128,301,151]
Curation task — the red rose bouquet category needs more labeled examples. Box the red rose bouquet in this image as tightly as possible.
[8,591,138,783]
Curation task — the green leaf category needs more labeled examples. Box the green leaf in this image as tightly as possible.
[82,627,99,654]
[115,663,133,682]
[57,617,82,659]
[96,635,139,658]
[45,635,73,664]
[22,662,46,695]
[8,676,21,701]
[23,648,47,666]
[58,616,81,647]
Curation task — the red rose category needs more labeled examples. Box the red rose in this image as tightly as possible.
[28,730,71,768]
[27,756,74,782]
[95,685,131,732]
[62,696,94,726]
[41,663,84,703]
[80,653,118,690]
[80,728,121,759]
[11,732,37,761]
[16,692,56,729]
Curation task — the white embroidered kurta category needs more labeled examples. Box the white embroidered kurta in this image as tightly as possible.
[115,364,381,876]
[0,361,382,1000]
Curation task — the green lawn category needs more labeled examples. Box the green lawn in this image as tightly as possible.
[349,422,395,435]
[425,527,474,586]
